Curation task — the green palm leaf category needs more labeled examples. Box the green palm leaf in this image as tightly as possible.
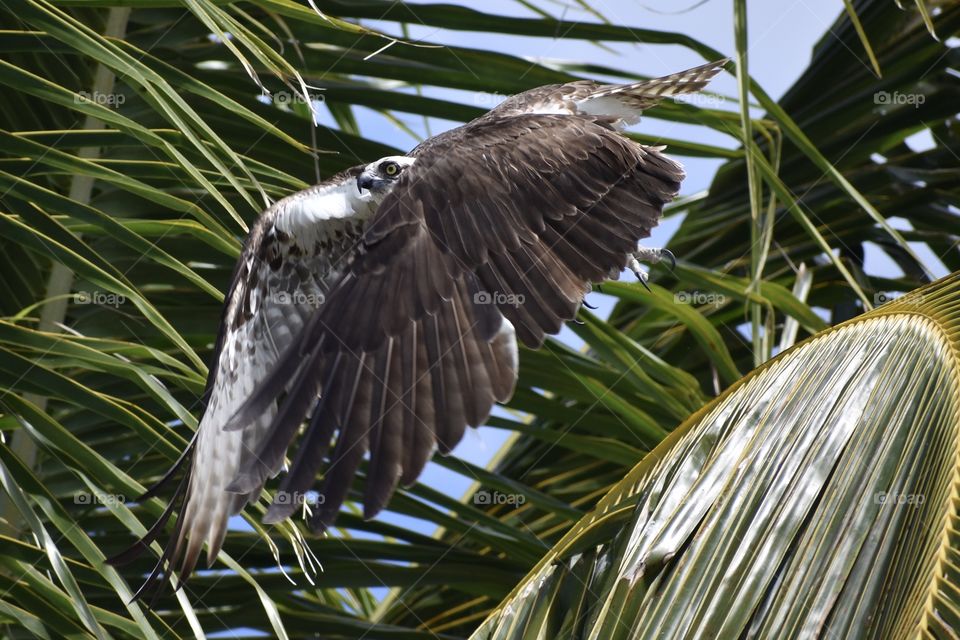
[475,272,960,639]
[0,0,956,637]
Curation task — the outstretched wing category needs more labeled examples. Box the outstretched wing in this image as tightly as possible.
[110,169,370,590]
[230,114,683,529]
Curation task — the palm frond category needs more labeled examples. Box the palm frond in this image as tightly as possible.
[475,272,960,639]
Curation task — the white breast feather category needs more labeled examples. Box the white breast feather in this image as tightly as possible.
[275,180,375,235]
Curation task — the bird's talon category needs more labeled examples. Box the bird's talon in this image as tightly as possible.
[628,246,676,291]
[662,249,677,270]
[628,255,650,291]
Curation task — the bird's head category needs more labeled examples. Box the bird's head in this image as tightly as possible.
[357,156,415,198]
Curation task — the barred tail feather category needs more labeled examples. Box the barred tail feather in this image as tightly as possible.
[590,58,729,101]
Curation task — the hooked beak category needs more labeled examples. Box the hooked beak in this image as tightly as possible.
[357,174,376,193]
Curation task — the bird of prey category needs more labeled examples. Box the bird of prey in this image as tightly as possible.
[112,59,727,591]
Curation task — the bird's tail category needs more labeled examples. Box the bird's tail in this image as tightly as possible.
[168,408,266,580]
[107,401,274,600]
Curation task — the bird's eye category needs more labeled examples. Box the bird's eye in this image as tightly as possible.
[382,161,400,176]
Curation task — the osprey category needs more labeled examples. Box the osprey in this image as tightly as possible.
[113,59,727,590]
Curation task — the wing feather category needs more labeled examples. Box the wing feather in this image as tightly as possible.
[401,323,437,486]
[229,113,681,531]
[118,91,697,594]
[109,167,370,590]
[364,338,405,518]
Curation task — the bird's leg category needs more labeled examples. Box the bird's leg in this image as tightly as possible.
[627,246,676,292]
[633,246,676,269]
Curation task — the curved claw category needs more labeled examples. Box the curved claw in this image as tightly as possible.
[661,249,677,270]
[581,298,598,310]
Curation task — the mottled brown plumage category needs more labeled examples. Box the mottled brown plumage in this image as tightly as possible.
[230,113,687,528]
[113,59,727,595]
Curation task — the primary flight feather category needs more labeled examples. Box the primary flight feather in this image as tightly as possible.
[113,59,728,591]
